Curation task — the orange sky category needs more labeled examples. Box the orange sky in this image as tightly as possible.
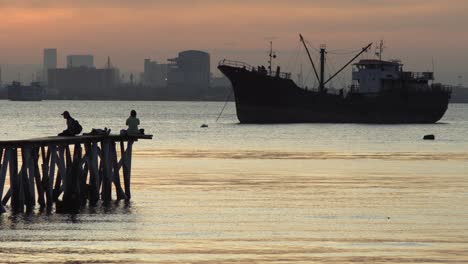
[0,0,467,84]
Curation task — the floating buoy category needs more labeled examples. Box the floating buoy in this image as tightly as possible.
[201,124,208,128]
[423,134,435,140]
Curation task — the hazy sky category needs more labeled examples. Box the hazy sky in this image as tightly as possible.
[0,0,467,85]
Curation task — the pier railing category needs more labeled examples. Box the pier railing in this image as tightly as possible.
[219,59,254,71]
[0,134,152,214]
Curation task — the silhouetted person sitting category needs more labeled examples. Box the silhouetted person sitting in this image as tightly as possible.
[125,110,140,136]
[58,111,82,136]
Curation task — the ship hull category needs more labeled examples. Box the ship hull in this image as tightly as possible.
[219,65,451,124]
[7,83,44,101]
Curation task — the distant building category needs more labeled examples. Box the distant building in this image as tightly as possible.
[167,50,210,99]
[67,55,94,68]
[43,48,57,83]
[48,66,120,99]
[44,49,57,69]
[143,59,168,87]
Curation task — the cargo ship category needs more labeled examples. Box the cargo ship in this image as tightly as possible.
[7,82,44,101]
[218,36,451,123]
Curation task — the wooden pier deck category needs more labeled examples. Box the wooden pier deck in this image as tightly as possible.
[0,134,152,214]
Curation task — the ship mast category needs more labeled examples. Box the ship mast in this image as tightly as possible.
[299,34,372,92]
[268,41,276,76]
[319,45,326,93]
[375,40,384,61]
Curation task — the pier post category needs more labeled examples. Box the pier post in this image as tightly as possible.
[101,139,112,203]
[121,140,134,200]
[61,144,82,213]
[46,145,57,208]
[88,142,100,205]
[24,146,36,211]
[111,142,126,200]
[10,148,23,213]
[0,148,10,213]
[80,144,89,206]
[33,147,45,208]
[54,146,66,201]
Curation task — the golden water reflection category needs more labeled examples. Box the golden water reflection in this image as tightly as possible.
[1,149,467,263]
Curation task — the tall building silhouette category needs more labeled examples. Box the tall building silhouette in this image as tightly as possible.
[43,48,57,83]
[167,50,210,99]
[143,59,168,87]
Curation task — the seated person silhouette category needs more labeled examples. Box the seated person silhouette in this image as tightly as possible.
[58,111,82,136]
[125,110,140,136]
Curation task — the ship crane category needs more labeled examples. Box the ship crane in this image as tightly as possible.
[299,34,372,93]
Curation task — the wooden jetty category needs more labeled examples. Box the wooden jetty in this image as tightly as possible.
[0,134,152,214]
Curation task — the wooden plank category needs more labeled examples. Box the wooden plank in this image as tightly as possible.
[0,148,9,213]
[121,142,130,200]
[110,142,126,200]
[2,188,11,206]
[101,140,112,202]
[20,148,32,211]
[24,147,36,209]
[40,146,51,207]
[81,143,91,205]
[9,149,21,212]
[54,146,66,201]
[47,145,57,207]
[73,143,84,207]
[33,147,45,208]
[125,140,134,200]
[40,145,51,193]
[62,144,82,213]
[0,134,152,149]
[21,165,33,212]
[0,149,11,206]
[80,153,89,205]
[0,148,3,166]
[65,146,72,187]
[18,165,26,212]
[89,142,100,204]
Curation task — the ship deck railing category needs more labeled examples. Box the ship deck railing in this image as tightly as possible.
[219,59,292,79]
[401,71,435,81]
[350,84,452,94]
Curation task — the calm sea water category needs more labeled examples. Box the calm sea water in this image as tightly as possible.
[0,101,467,263]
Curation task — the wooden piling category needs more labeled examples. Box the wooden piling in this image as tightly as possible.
[0,134,151,214]
[33,147,45,208]
[47,145,57,208]
[10,148,22,213]
[0,148,10,213]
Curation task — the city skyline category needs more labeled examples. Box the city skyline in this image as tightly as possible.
[0,0,467,85]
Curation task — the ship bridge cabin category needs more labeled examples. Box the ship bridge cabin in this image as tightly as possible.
[352,59,434,95]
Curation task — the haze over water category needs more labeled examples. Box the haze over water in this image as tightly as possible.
[0,101,466,263]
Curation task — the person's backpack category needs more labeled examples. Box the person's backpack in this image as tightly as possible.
[72,119,83,135]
